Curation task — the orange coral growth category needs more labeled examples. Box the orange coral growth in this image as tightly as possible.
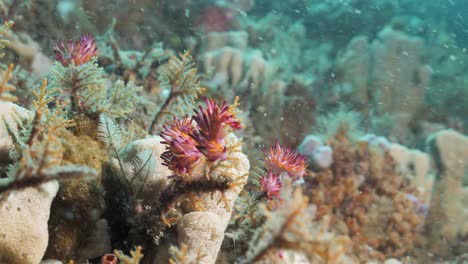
[243,185,355,264]
[0,63,17,102]
[305,135,424,261]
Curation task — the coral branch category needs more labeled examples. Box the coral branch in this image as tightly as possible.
[0,63,17,102]
[0,166,97,194]
[0,20,14,58]
[148,51,204,134]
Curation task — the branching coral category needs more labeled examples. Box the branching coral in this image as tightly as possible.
[50,35,140,117]
[0,79,97,195]
[148,51,204,134]
[169,244,205,264]
[0,63,17,102]
[0,1,31,21]
[114,246,144,264]
[98,114,155,197]
[0,21,17,102]
[227,111,425,262]
[169,244,189,264]
[0,21,14,58]
[239,182,355,264]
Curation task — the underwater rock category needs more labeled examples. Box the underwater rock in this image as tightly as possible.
[77,218,111,260]
[334,36,371,110]
[31,52,54,77]
[203,31,248,52]
[311,145,333,169]
[40,260,63,264]
[176,133,249,264]
[5,30,53,77]
[200,30,275,97]
[177,212,225,263]
[298,135,323,154]
[202,46,272,95]
[0,181,59,264]
[45,177,105,261]
[425,130,468,257]
[203,47,244,94]
[45,129,106,261]
[372,27,429,115]
[0,102,31,160]
[149,133,249,264]
[387,142,433,205]
[383,259,402,264]
[359,134,391,151]
[124,133,248,263]
[335,26,431,144]
[257,249,310,264]
[119,136,173,204]
[297,135,333,170]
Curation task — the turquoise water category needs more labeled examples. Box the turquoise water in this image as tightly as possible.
[0,1,467,263]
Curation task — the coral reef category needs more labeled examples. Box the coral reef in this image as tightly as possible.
[304,121,425,261]
[0,100,30,160]
[148,51,204,134]
[144,98,249,263]
[240,184,356,264]
[0,1,468,263]
[333,27,431,144]
[199,30,274,101]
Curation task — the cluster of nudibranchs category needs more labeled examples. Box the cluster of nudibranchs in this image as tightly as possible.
[160,98,242,176]
[54,34,98,66]
[260,143,308,204]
